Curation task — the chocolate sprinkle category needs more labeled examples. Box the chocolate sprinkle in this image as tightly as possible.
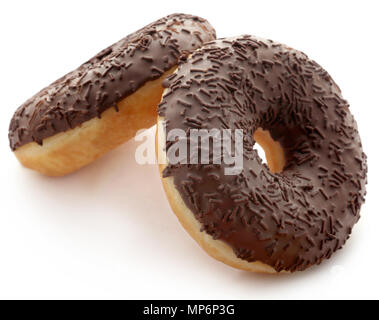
[9,13,216,150]
[159,36,367,272]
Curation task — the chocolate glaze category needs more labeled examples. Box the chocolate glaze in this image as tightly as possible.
[159,36,367,272]
[9,13,216,150]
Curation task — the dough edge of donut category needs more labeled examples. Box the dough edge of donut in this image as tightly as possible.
[13,67,176,176]
[156,116,286,274]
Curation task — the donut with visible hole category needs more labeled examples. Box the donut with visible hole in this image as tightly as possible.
[157,36,367,273]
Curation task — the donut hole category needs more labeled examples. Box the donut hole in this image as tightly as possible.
[254,139,267,166]
[253,128,286,173]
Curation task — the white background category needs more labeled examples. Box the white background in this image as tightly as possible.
[0,0,378,299]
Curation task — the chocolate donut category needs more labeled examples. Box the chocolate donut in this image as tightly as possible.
[157,36,367,272]
[9,13,216,176]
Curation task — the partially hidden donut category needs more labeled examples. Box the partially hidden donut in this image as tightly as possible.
[157,36,367,273]
[9,14,216,176]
